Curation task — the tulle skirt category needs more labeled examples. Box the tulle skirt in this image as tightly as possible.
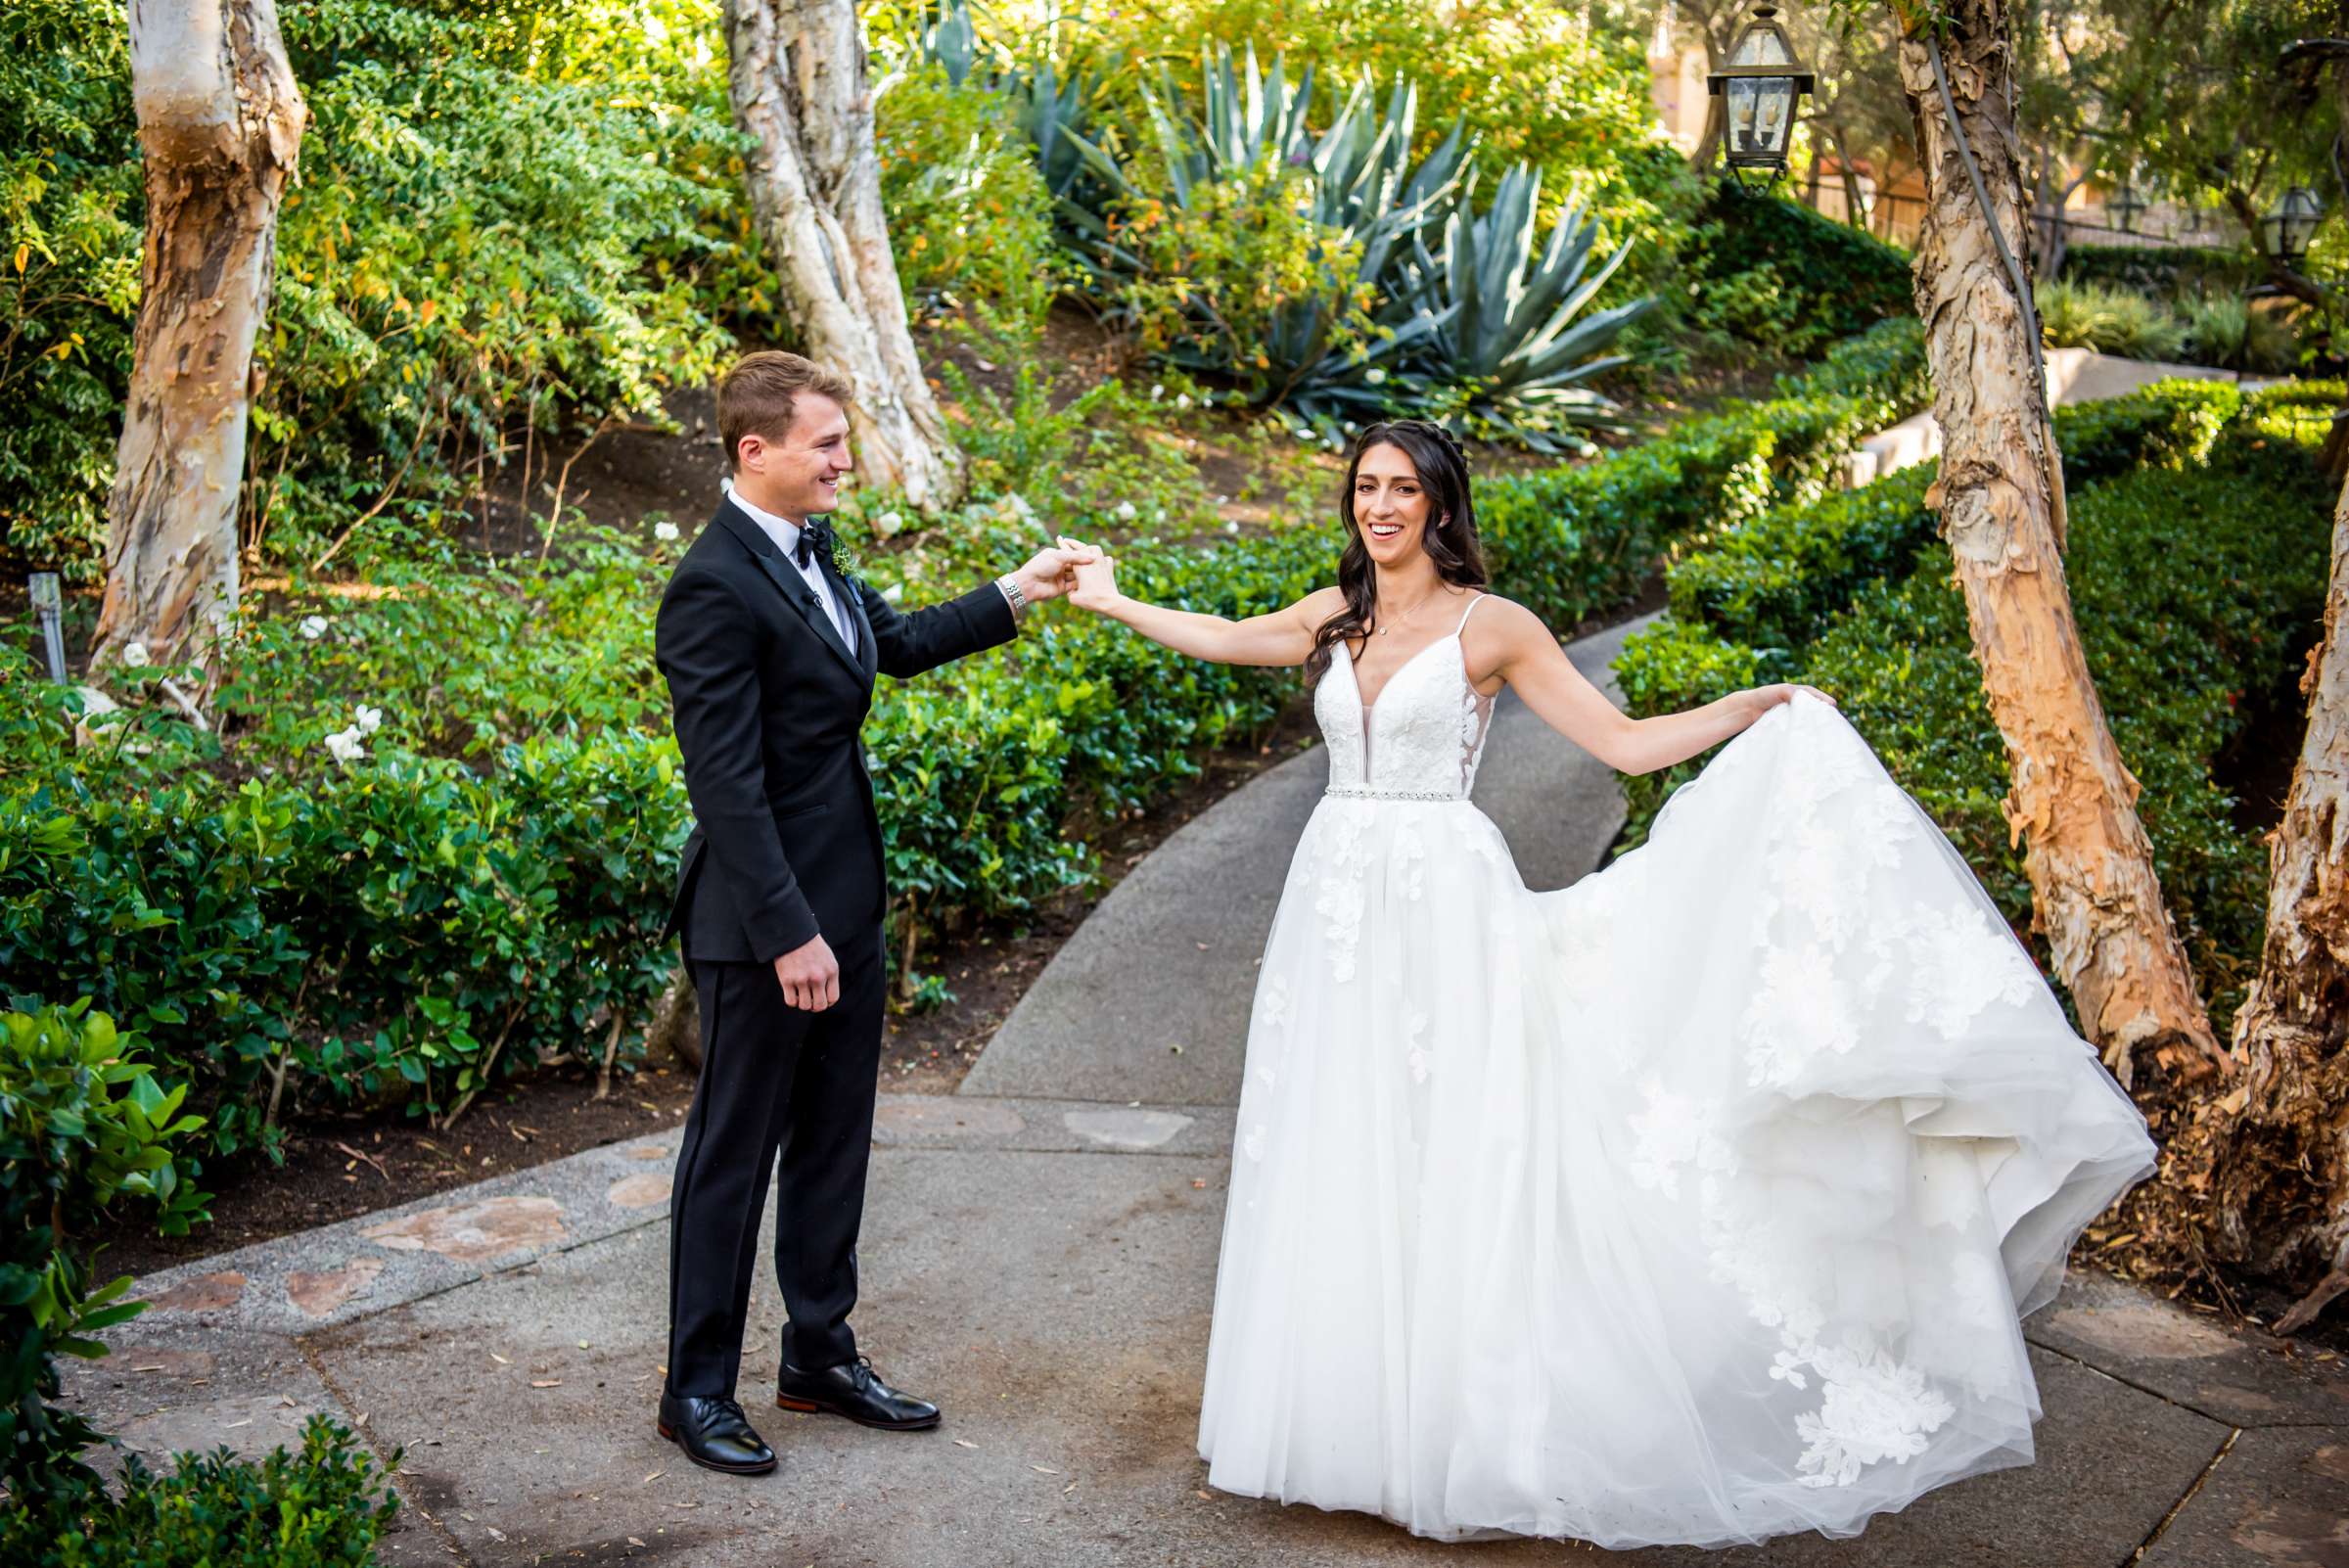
[1195,694,2156,1547]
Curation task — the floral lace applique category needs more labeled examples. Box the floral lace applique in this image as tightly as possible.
[1739,943,1862,1088]
[1313,802,1375,982]
[1895,903,2042,1038]
[1252,978,1291,1087]
[1792,1338,1957,1489]
[1627,1079,1736,1202]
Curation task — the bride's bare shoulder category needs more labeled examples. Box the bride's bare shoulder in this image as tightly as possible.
[1460,591,1547,640]
[1286,584,1350,622]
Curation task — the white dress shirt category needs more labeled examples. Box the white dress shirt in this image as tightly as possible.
[724,480,857,651]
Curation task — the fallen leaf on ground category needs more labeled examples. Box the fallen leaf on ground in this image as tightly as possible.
[627,1538,646,1548]
[952,1438,978,1449]
[489,1353,510,1364]
[1030,1464,1059,1474]
[643,1470,664,1484]
[530,1378,562,1388]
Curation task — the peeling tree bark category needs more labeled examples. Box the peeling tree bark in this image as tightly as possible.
[94,0,305,676]
[2207,488,2349,1329]
[1895,0,2224,1086]
[722,0,961,511]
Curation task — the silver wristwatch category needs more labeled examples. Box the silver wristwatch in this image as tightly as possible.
[996,573,1029,619]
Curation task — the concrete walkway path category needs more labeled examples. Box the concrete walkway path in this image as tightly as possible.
[69,617,2349,1567]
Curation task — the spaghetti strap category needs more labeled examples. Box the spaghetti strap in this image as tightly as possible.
[1454,591,1489,635]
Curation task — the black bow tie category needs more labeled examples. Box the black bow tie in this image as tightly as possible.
[792,519,836,572]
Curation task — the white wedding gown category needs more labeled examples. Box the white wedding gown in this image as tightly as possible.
[1195,594,2156,1547]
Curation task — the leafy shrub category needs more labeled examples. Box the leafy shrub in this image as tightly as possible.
[0,1003,209,1491]
[1681,181,1914,356]
[2177,296,2299,374]
[878,60,1066,342]
[0,1414,398,1568]
[3,0,745,580]
[2035,278,2188,361]
[1663,379,2244,660]
[0,0,137,577]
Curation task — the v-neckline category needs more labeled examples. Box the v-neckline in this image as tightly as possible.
[1349,630,1460,712]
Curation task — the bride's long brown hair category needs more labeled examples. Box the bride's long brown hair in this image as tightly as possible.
[1305,419,1489,685]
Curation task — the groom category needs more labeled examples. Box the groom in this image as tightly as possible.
[653,350,1089,1475]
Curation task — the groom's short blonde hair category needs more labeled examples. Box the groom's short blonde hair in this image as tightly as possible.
[717,351,856,472]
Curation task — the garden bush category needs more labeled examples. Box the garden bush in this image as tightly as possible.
[0,1002,209,1491]
[2035,278,2189,361]
[1680,181,1914,356]
[1615,416,2332,1034]
[1663,379,2245,659]
[0,1414,398,1568]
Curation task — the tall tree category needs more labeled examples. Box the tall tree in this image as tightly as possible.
[93,0,305,676]
[723,0,961,510]
[1885,0,2227,1084]
[2206,490,2349,1333]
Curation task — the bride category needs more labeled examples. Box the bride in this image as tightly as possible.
[1055,417,2156,1548]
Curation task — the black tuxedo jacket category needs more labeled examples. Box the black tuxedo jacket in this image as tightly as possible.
[654,496,1017,965]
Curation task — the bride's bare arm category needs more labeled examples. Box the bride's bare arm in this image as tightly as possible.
[1478,598,1827,775]
[1062,539,1343,669]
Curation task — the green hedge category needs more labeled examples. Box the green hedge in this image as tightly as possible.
[1616,420,2331,1032]
[1681,182,1915,356]
[1,1414,397,1567]
[0,325,1930,1140]
[1,1003,209,1491]
[1663,380,2244,662]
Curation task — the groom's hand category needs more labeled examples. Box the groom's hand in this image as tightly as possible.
[774,933,841,1011]
[1057,534,1119,612]
[1006,543,1098,606]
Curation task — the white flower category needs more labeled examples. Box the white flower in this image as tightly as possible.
[1154,508,1168,522]
[1174,393,1193,411]
[323,725,366,765]
[876,509,905,536]
[1223,520,1240,534]
[119,641,150,669]
[353,704,384,734]
[1150,383,1165,401]
[881,581,905,604]
[298,615,328,640]
[1365,367,1388,385]
[653,521,680,542]
[1114,500,1138,522]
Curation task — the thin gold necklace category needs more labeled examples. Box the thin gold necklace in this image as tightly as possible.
[1372,583,1446,637]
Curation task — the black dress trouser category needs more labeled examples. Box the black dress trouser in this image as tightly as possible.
[665,943,887,1397]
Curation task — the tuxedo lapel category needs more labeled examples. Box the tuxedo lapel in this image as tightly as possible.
[712,499,864,682]
[828,561,880,684]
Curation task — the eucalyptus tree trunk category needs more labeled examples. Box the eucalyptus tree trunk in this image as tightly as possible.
[722,0,961,510]
[2207,486,2349,1334]
[1895,0,2224,1086]
[93,0,305,676]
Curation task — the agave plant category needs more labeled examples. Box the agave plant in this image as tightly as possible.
[1062,45,1476,418]
[1391,164,1655,451]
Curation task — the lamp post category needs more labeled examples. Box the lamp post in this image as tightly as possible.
[2263,185,2325,270]
[1707,3,1816,178]
[2108,178,2144,235]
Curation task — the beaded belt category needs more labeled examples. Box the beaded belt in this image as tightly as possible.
[1323,785,1465,802]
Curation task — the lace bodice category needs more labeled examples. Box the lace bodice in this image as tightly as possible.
[1313,593,1497,801]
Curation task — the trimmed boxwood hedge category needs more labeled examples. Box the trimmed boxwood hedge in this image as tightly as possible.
[1662,380,2245,665]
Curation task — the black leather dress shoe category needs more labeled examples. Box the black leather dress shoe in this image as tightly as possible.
[775,1356,941,1430]
[657,1390,778,1474]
